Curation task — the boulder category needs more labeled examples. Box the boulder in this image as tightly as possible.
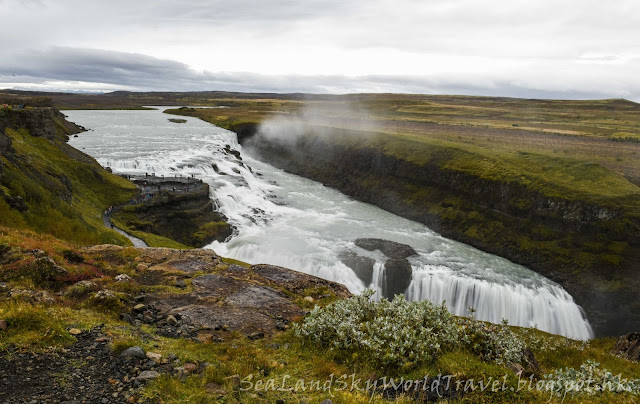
[522,348,542,376]
[137,370,160,382]
[121,346,146,360]
[354,238,418,259]
[146,352,162,361]
[338,251,375,285]
[205,382,227,396]
[382,258,413,299]
[248,331,265,340]
[613,332,640,361]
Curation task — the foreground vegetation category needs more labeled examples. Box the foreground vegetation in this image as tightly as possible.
[1,226,640,403]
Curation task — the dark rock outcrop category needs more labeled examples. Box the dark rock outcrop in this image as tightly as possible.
[355,238,418,259]
[382,258,413,298]
[613,333,640,361]
[0,107,84,141]
[338,251,375,285]
[113,178,233,247]
[84,245,351,338]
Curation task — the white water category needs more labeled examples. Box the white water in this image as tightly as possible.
[67,108,593,340]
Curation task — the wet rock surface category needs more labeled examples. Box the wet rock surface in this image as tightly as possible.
[87,245,350,339]
[382,258,413,298]
[340,239,416,298]
[355,238,418,259]
[338,251,375,285]
[150,262,350,337]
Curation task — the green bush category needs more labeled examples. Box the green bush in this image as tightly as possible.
[295,290,458,368]
[294,290,525,370]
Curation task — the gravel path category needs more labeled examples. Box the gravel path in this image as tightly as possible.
[102,214,148,248]
[0,327,155,403]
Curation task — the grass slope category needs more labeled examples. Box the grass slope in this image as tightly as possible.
[0,108,138,245]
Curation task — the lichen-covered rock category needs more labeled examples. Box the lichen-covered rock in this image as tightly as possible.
[65,280,100,297]
[89,290,123,312]
[115,274,133,282]
[9,289,56,304]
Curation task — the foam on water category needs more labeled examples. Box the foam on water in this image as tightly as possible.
[67,108,593,340]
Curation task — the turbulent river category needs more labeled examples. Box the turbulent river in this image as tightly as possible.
[67,108,593,340]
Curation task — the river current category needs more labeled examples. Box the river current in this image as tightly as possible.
[67,108,593,340]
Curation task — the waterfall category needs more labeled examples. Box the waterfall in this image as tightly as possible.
[67,108,594,340]
[406,267,592,340]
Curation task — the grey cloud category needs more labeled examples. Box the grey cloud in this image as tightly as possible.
[1,47,638,101]
[148,0,356,23]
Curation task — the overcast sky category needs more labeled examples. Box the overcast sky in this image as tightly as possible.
[1,0,639,99]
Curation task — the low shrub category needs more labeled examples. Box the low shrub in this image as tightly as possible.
[295,290,524,370]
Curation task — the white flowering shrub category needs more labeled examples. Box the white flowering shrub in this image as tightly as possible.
[295,290,526,369]
[294,290,458,368]
[544,359,640,396]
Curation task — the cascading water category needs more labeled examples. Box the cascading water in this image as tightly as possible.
[67,108,593,340]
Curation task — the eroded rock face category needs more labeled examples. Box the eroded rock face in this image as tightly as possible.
[338,251,375,285]
[355,238,418,259]
[339,239,417,297]
[83,245,351,338]
[156,264,344,335]
[382,258,413,298]
[613,333,640,361]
